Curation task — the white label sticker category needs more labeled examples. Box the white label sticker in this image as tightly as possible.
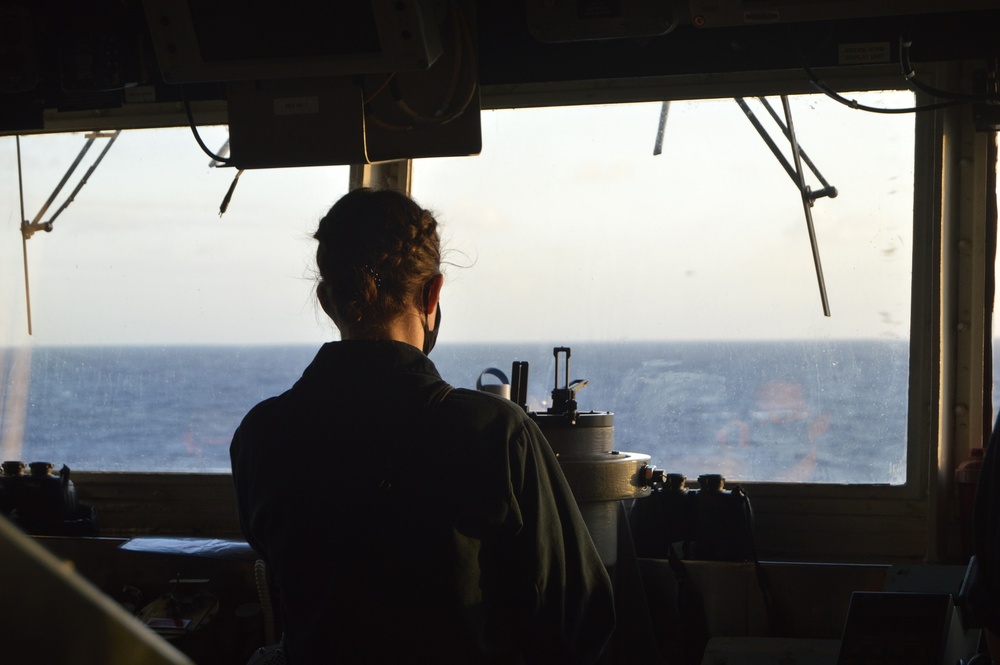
[124,86,156,103]
[838,43,891,65]
[273,96,320,116]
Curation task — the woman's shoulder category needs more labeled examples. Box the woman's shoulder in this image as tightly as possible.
[444,386,529,417]
[437,387,535,438]
[234,390,300,441]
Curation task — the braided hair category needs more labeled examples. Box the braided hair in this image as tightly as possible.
[314,188,441,334]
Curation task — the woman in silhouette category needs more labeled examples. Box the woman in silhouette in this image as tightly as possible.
[231,188,615,664]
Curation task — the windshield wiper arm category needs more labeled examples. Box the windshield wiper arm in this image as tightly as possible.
[736,96,833,316]
[21,130,121,239]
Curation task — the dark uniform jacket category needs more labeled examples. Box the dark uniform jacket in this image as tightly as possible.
[231,340,615,664]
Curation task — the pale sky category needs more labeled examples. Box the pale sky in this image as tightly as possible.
[1,92,916,347]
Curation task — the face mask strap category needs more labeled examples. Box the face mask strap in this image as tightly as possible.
[421,276,441,355]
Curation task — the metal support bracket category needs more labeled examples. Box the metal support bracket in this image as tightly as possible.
[736,96,833,316]
[21,130,121,240]
[17,130,121,334]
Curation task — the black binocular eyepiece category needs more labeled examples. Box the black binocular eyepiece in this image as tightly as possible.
[0,461,99,536]
[629,473,756,562]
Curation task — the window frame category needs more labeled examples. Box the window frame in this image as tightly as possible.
[8,61,992,564]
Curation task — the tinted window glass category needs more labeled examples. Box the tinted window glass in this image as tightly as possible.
[1,93,914,483]
[416,93,914,484]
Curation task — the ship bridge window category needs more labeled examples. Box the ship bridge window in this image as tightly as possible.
[0,127,347,472]
[0,91,915,484]
[415,91,915,485]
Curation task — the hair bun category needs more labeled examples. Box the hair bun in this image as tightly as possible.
[314,189,441,331]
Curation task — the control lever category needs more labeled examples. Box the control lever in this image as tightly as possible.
[511,360,529,412]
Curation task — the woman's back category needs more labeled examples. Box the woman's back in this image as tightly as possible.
[232,340,615,663]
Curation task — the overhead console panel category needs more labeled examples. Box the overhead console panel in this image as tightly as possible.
[220,2,481,168]
[141,0,443,83]
[0,0,998,166]
[526,0,677,42]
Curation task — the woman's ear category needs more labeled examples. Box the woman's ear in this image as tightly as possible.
[424,274,444,328]
[318,282,338,323]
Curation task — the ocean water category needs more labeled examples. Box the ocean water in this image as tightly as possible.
[1,341,912,484]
